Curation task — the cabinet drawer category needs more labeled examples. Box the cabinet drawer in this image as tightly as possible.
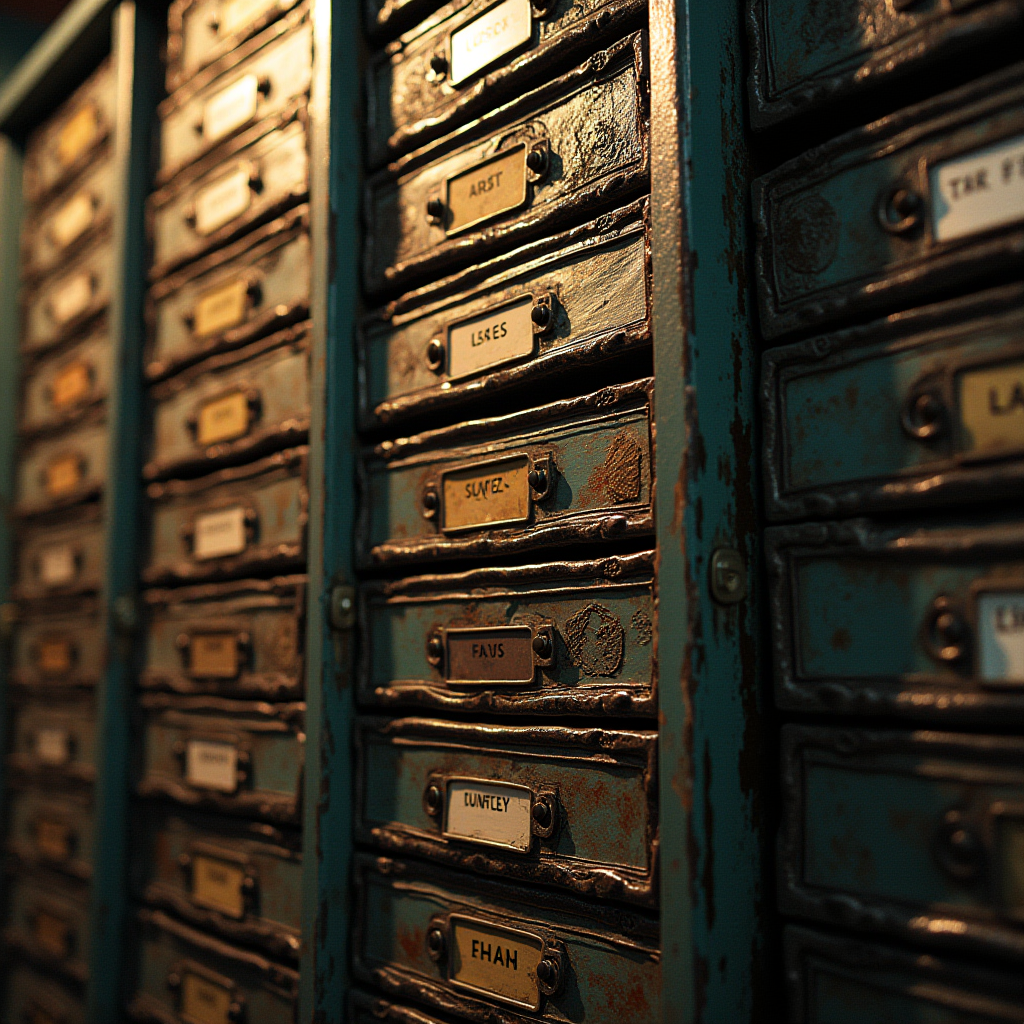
[2,963,86,1024]
[146,326,309,480]
[361,551,654,716]
[364,31,648,296]
[367,0,644,167]
[6,696,97,786]
[766,517,1024,723]
[779,726,1024,962]
[146,208,310,382]
[157,9,312,183]
[137,696,304,824]
[135,809,301,961]
[5,785,95,881]
[784,925,1024,1024]
[15,508,105,602]
[360,198,650,430]
[753,64,1024,340]
[10,600,103,691]
[763,286,1024,520]
[356,717,657,905]
[15,418,108,516]
[150,114,309,279]
[141,575,305,700]
[353,854,660,1023]
[350,990,451,1024]
[359,379,653,567]
[144,446,307,585]
[129,909,298,1024]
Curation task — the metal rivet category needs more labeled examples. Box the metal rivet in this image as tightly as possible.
[536,956,560,993]
[531,303,550,327]
[532,801,551,828]
[426,337,445,372]
[426,926,446,961]
[526,148,548,175]
[532,633,552,658]
[422,489,439,517]
[528,468,547,493]
[424,784,442,815]
[429,52,448,75]
[709,548,746,605]
[426,197,445,220]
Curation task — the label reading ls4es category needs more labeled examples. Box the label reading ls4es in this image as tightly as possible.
[449,916,544,1010]
[38,544,77,586]
[958,359,1024,457]
[181,972,233,1024]
[450,0,532,86]
[442,455,531,532]
[192,854,247,917]
[448,296,535,380]
[49,191,96,250]
[193,506,248,560]
[446,144,527,235]
[186,739,238,792]
[446,780,533,851]
[202,74,259,144]
[978,590,1024,687]
[931,134,1024,242]
[194,166,252,236]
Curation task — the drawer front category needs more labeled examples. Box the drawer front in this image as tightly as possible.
[780,726,1024,961]
[356,717,657,904]
[15,513,105,602]
[360,380,653,567]
[766,517,1024,722]
[2,963,86,1024]
[753,65,1024,340]
[361,551,654,716]
[129,909,298,1024]
[141,576,305,700]
[144,446,307,585]
[5,786,95,879]
[763,286,1024,520]
[158,12,312,182]
[146,328,310,480]
[367,0,645,167]
[16,420,109,516]
[137,698,304,823]
[20,329,111,436]
[364,31,648,296]
[350,990,451,1024]
[146,209,310,382]
[360,198,650,429]
[10,602,103,690]
[22,59,115,207]
[747,0,1024,130]
[7,698,97,785]
[353,854,660,1023]
[784,925,1024,1024]
[151,115,309,278]
[3,873,90,984]
[136,809,301,960]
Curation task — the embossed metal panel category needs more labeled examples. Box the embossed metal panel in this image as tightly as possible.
[9,599,103,691]
[753,63,1024,340]
[779,726,1024,962]
[14,507,105,602]
[359,380,653,567]
[15,418,109,516]
[141,576,305,700]
[360,198,650,429]
[5,784,95,881]
[364,31,648,296]
[6,695,97,786]
[1,962,86,1024]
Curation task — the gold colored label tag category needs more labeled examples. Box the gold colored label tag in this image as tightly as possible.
[192,855,247,918]
[446,145,527,235]
[194,167,252,236]
[449,916,543,1010]
[445,626,534,685]
[197,391,251,446]
[189,633,240,678]
[219,0,278,36]
[181,972,233,1024]
[38,544,77,586]
[49,272,94,325]
[34,910,71,958]
[37,637,74,675]
[442,455,530,532]
[186,739,238,792]
[50,361,92,410]
[448,296,535,381]
[958,359,1024,457]
[450,0,532,85]
[202,73,259,144]
[445,780,533,852]
[35,819,73,861]
[50,191,96,250]
[194,278,250,338]
[45,454,84,498]
[57,102,101,168]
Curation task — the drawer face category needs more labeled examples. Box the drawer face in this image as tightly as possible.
[360,199,650,428]
[15,512,105,601]
[23,59,115,206]
[753,65,1024,340]
[129,910,298,1024]
[141,576,305,700]
[763,287,1024,520]
[367,0,644,166]
[356,717,657,905]
[144,446,307,585]
[20,329,111,435]
[137,697,304,823]
[136,809,301,960]
[146,329,310,480]
[10,602,103,690]
[353,855,660,1022]
[364,32,648,295]
[359,380,653,567]
[2,963,86,1024]
[780,727,1024,962]
[151,115,309,278]
[146,210,310,382]
[6,786,95,879]
[158,12,312,182]
[747,0,1024,130]
[350,991,452,1024]
[784,925,1024,1024]
[16,420,108,516]
[3,873,90,984]
[6,697,97,785]
[361,551,655,716]
[767,518,1024,722]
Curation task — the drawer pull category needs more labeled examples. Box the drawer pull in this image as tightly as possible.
[901,388,947,441]
[923,595,971,665]
[877,184,924,236]
[933,808,985,882]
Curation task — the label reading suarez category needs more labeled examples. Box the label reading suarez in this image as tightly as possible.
[978,590,1024,686]
[449,916,544,1010]
[958,359,1024,457]
[446,780,533,852]
[446,144,527,235]
[446,625,535,684]
[448,296,535,380]
[442,455,530,532]
[450,0,532,86]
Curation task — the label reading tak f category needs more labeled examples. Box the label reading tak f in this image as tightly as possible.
[449,916,544,1010]
[194,506,248,560]
[197,391,251,446]
[446,625,535,684]
[186,739,238,792]
[978,590,1024,686]
[446,780,533,851]
[441,455,530,532]
[181,971,233,1024]
[448,296,535,380]
[446,144,527,235]
[192,854,246,917]
[957,359,1024,457]
[194,278,250,337]
[450,0,532,86]
[194,167,252,236]
[203,74,259,144]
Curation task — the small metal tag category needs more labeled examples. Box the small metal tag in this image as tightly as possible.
[193,277,250,338]
[38,544,76,586]
[181,971,233,1024]
[35,819,72,861]
[35,727,71,765]
[450,0,532,86]
[445,779,533,852]
[977,589,1024,687]
[34,910,71,959]
[185,739,238,793]
[446,625,535,684]
[50,191,96,250]
[957,358,1024,457]
[447,296,535,380]
[50,361,92,410]
[193,507,247,560]
[192,854,247,918]
[37,637,73,675]
[203,74,259,144]
[449,915,544,1010]
[446,144,527,235]
[190,633,240,678]
[49,272,93,324]
[442,455,531,532]
[194,166,252,236]
[44,454,84,498]
[57,102,100,168]
[197,391,251,446]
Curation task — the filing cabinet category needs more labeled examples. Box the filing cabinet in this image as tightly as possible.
[13,507,105,602]
[5,784,95,880]
[2,962,86,1024]
[9,600,103,691]
[6,696,98,787]
[15,418,109,516]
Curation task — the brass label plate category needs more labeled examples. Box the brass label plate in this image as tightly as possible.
[50,361,92,410]
[449,915,543,1010]
[57,102,100,168]
[35,819,72,861]
[446,144,527,236]
[194,277,250,338]
[181,971,233,1024]
[445,779,533,852]
[190,633,240,678]
[441,455,531,533]
[45,454,84,498]
[450,0,532,86]
[219,0,278,36]
[34,910,70,958]
[194,166,252,236]
[192,854,246,918]
[193,506,247,560]
[186,739,238,792]
[445,625,534,685]
[50,191,96,250]
[958,358,1024,457]
[203,74,259,144]
[38,544,76,586]
[35,727,71,765]
[448,296,535,381]
[977,590,1024,687]
[50,272,93,324]
[197,391,251,446]
[37,637,74,675]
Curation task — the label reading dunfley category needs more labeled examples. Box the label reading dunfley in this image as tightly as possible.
[203,74,259,144]
[449,916,543,1010]
[219,0,278,36]
[35,728,71,765]
[192,854,246,917]
[194,277,250,338]
[38,544,76,586]
[931,134,1024,242]
[442,455,530,532]
[50,272,93,324]
[194,167,252,236]
[446,780,533,852]
[958,359,1024,457]
[181,971,233,1024]
[450,0,532,86]
[448,297,535,380]
[50,191,96,250]
[978,590,1024,686]
[186,739,238,792]
[193,506,247,560]
[446,144,527,235]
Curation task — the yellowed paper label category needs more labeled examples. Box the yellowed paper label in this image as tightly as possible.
[449,916,543,1010]
[446,779,533,852]
[190,633,240,677]
[45,454,84,498]
[958,359,1024,457]
[35,727,71,765]
[194,506,247,560]
[49,272,94,324]
[446,145,527,235]
[49,191,96,250]
[192,855,247,918]
[194,278,250,338]
[181,972,233,1024]
[194,166,252,236]
[50,361,92,410]
[448,296,535,380]
[450,0,532,85]
[38,544,76,586]
[37,637,74,675]
[57,102,101,168]
[35,819,73,861]
[34,910,71,958]
[197,391,251,446]
[186,739,238,792]
[203,73,259,144]
[442,455,531,532]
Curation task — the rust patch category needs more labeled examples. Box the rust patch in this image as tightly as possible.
[563,603,625,677]
[603,430,643,502]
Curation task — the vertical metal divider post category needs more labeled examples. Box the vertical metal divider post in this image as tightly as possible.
[650,0,767,1019]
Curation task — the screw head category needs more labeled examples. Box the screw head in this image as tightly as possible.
[536,955,560,992]
[425,784,442,815]
[532,800,551,828]
[427,635,443,660]
[532,633,552,658]
[426,337,445,371]
[426,926,446,960]
[531,303,551,327]
[426,197,445,220]
[429,52,448,75]
[528,468,547,493]
[422,489,439,515]
[526,147,548,175]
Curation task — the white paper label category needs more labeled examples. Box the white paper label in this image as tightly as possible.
[202,74,259,144]
[193,506,247,560]
[978,590,1024,686]
[219,0,278,36]
[38,544,76,586]
[194,166,252,236]
[448,296,535,380]
[931,135,1024,243]
[450,0,531,86]
[445,780,533,852]
[49,272,93,324]
[49,191,96,250]
[185,739,238,792]
[35,728,71,765]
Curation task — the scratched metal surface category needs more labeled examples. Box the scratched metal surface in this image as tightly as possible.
[14,416,109,516]
[5,694,98,787]
[9,598,103,690]
[2,961,87,1024]
[13,506,106,603]
[5,782,96,881]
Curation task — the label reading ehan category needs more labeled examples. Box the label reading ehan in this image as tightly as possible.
[446,780,533,851]
[202,73,259,145]
[450,0,532,86]
[442,455,530,532]
[978,590,1024,686]
[193,506,248,560]
[449,916,544,1010]
[186,739,238,792]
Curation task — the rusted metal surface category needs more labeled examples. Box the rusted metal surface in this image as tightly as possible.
[5,781,95,881]
[14,414,108,516]
[2,961,87,1024]
[350,988,461,1024]
[9,597,103,691]
[13,504,106,603]
[5,692,97,787]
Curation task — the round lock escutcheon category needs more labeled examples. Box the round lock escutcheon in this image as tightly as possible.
[877,184,924,236]
[933,808,986,882]
[900,390,947,441]
[923,595,971,665]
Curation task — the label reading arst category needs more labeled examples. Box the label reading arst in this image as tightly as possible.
[35,728,71,765]
[442,455,530,532]
[194,166,252,236]
[978,590,1024,686]
[186,739,238,792]
[449,916,543,1010]
[193,277,250,337]
[44,454,84,498]
[931,134,1024,242]
[448,297,535,380]
[190,633,240,677]
[446,144,527,235]
[57,102,100,168]
[49,272,93,324]
[446,625,535,684]
[38,544,77,586]
[958,359,1024,457]
[450,0,532,86]
[198,391,251,446]
[203,74,259,144]
[37,637,74,675]
[181,972,233,1024]
[50,361,92,410]
[35,819,73,861]
[219,0,278,36]
[193,506,247,560]
[192,854,246,917]
[446,780,533,851]
[50,191,96,250]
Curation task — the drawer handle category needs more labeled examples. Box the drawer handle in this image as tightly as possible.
[900,388,947,441]
[923,595,971,665]
[933,808,985,881]
[877,184,923,236]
